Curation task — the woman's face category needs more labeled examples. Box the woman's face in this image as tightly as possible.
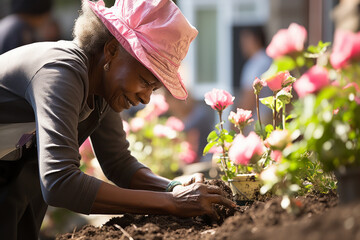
[101,50,163,112]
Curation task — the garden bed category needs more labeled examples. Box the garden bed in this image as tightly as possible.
[56,180,360,240]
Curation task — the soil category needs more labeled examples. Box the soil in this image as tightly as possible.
[57,179,360,240]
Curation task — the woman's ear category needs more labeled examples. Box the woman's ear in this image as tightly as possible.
[104,38,119,61]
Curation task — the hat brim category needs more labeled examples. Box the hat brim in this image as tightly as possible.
[88,0,188,100]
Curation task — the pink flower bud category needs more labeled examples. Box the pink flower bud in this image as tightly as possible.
[253,77,267,95]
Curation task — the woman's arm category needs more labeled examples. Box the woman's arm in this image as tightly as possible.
[91,180,173,215]
[129,167,169,191]
[91,175,236,218]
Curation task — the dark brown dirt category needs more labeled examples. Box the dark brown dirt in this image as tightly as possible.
[56,181,360,240]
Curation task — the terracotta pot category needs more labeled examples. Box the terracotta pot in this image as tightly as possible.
[228,174,261,204]
[335,166,360,204]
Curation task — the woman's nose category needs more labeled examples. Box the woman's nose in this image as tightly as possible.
[138,89,152,104]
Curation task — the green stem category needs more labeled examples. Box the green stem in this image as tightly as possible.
[256,94,262,133]
[273,92,277,129]
[218,111,229,178]
[282,104,286,130]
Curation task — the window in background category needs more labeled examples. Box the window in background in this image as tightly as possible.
[195,8,217,84]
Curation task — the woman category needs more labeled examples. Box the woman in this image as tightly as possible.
[0,0,234,239]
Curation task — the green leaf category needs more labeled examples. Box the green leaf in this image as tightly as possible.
[304,41,331,58]
[277,90,293,104]
[203,141,216,156]
[265,124,274,136]
[223,134,234,143]
[260,96,274,110]
[286,114,294,121]
[207,130,218,142]
[254,120,266,139]
[296,55,305,67]
[276,99,284,112]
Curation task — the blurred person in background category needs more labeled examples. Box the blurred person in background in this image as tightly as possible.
[0,0,55,54]
[0,0,234,239]
[235,26,273,133]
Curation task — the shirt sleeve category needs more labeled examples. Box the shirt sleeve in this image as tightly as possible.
[26,62,102,214]
[90,109,147,188]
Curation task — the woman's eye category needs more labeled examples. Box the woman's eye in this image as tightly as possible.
[141,77,151,86]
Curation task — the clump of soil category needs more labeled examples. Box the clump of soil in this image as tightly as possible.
[56,182,360,240]
[199,179,239,225]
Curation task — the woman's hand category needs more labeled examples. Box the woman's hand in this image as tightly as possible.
[169,182,236,219]
[175,173,205,186]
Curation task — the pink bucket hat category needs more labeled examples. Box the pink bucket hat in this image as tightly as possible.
[87,0,198,100]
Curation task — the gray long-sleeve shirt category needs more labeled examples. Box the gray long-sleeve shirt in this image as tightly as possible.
[0,40,146,214]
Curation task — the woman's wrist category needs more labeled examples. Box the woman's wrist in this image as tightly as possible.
[165,180,182,192]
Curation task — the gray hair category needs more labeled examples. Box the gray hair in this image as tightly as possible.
[73,1,114,56]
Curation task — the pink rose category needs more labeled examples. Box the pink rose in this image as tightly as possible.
[330,29,360,69]
[265,71,291,92]
[122,120,130,136]
[265,129,291,150]
[228,108,254,128]
[228,132,265,165]
[266,23,307,59]
[271,150,282,162]
[204,88,235,111]
[293,65,329,98]
[130,117,145,132]
[166,116,185,132]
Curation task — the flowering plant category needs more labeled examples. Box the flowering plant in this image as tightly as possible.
[203,88,269,181]
[259,24,360,208]
[203,23,360,209]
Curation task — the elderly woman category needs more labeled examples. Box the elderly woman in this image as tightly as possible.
[0,0,234,239]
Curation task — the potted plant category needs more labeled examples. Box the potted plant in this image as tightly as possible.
[202,87,287,203]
